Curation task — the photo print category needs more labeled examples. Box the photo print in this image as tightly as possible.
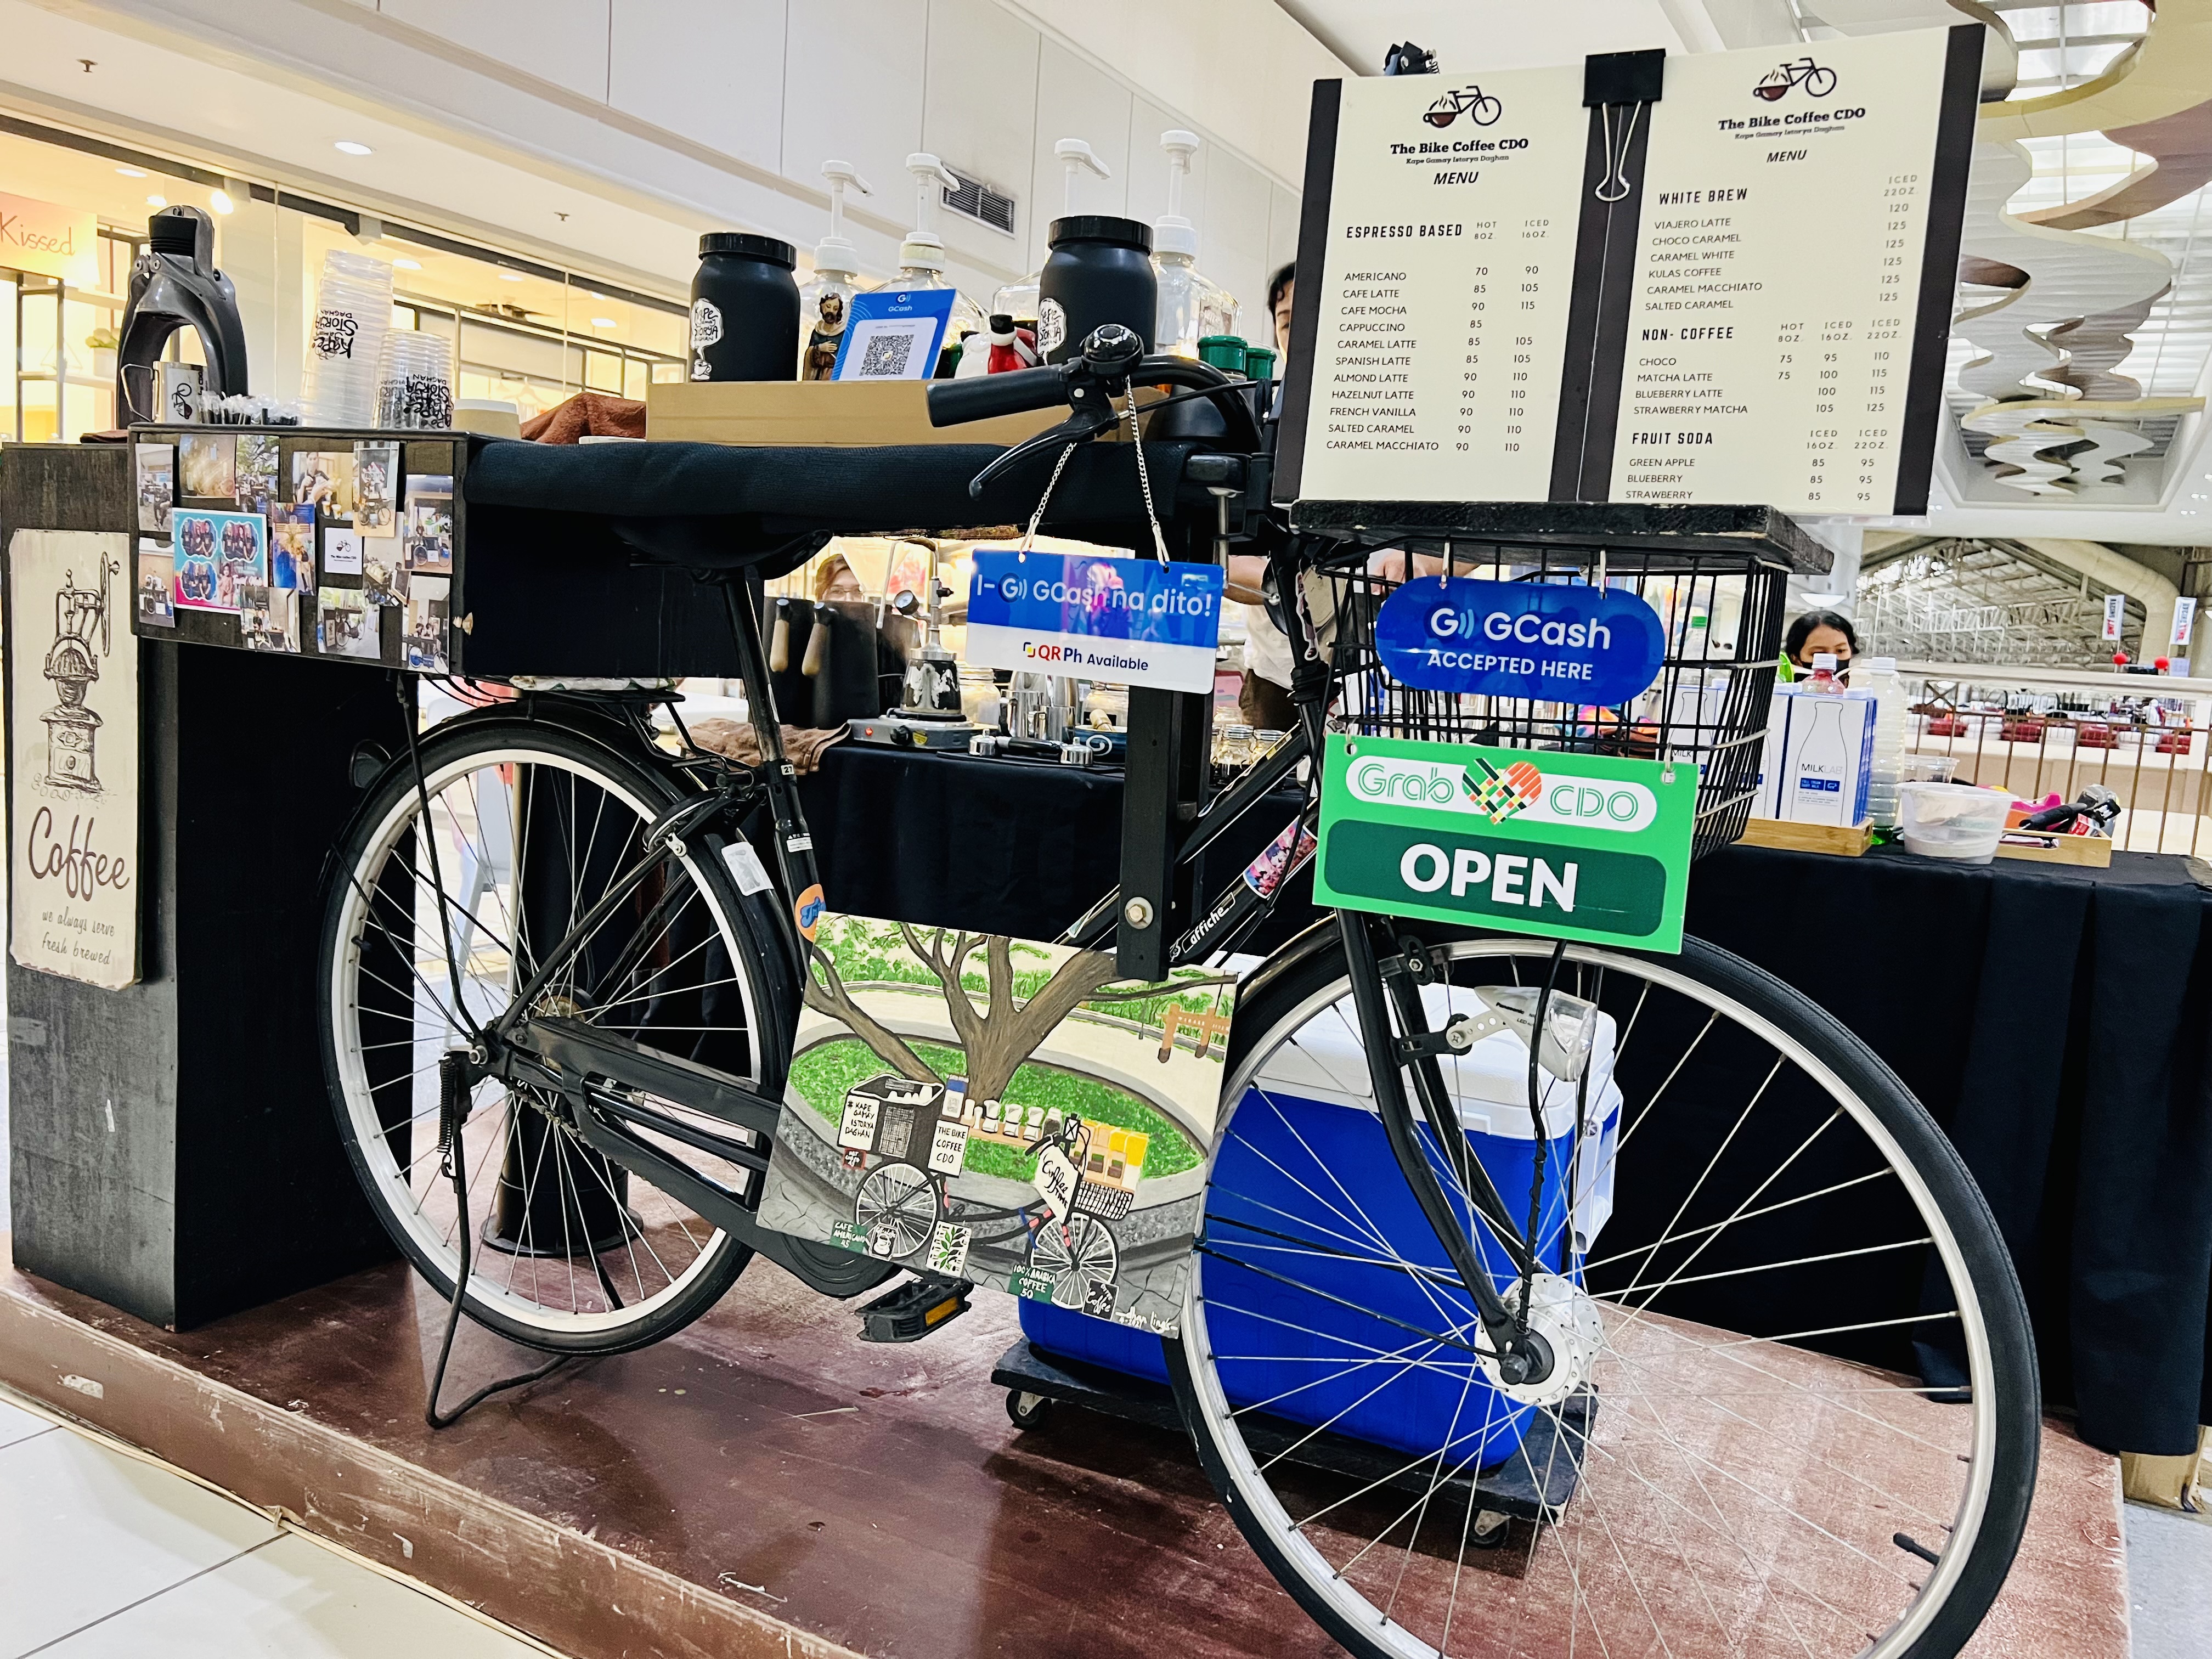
[178,432,236,500]
[317,588,382,661]
[171,508,264,612]
[354,442,399,537]
[402,475,453,573]
[362,550,404,606]
[235,433,280,509]
[321,525,364,577]
[238,582,277,648]
[753,916,1239,1333]
[291,450,357,519]
[404,573,450,671]
[134,443,175,533]
[270,505,316,592]
[136,541,175,628]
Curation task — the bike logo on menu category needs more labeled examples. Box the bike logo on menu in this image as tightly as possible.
[1753,57,1837,101]
[1371,577,1667,707]
[1422,84,1503,129]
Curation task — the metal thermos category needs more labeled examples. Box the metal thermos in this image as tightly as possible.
[1036,216,1155,364]
[689,233,801,381]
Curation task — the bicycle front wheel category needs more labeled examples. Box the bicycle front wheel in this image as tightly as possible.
[319,715,793,1354]
[1171,932,2037,1659]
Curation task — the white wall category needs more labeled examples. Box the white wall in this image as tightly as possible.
[25,0,1311,329]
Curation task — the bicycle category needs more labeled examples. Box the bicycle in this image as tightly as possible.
[1423,85,1504,129]
[318,324,2038,1658]
[1754,57,1838,101]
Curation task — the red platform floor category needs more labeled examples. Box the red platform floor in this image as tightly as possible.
[0,1240,2128,1659]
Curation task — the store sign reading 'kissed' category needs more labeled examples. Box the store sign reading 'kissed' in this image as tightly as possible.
[0,191,99,286]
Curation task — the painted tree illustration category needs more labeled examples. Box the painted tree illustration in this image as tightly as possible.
[802,923,1233,1104]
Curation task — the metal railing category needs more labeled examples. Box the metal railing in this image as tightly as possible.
[1891,661,2212,857]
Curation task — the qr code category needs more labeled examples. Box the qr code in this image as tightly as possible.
[859,329,921,378]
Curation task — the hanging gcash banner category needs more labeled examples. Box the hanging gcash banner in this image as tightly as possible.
[8,530,140,989]
[963,549,1224,694]
[1315,733,1696,953]
[1373,575,1667,704]
[754,913,1238,1332]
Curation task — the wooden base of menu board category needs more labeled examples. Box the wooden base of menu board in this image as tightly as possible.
[1737,817,1875,857]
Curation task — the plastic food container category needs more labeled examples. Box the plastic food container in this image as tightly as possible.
[1897,782,2012,863]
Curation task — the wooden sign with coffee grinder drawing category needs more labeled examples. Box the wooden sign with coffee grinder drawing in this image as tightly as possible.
[9,529,140,989]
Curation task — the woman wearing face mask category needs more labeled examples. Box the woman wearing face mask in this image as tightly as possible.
[1781,610,1861,684]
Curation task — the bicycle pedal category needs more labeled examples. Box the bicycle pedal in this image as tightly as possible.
[856,1273,973,1344]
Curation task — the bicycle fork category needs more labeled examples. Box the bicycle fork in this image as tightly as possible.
[1334,912,1556,1386]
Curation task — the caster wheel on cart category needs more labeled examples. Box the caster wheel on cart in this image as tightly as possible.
[1005,1389,1056,1431]
[1469,1509,1510,1550]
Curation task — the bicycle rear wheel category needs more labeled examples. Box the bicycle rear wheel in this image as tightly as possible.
[319,715,792,1354]
[1170,930,2037,1659]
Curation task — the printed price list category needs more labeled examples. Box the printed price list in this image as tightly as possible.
[1300,65,1591,503]
[1608,47,1951,514]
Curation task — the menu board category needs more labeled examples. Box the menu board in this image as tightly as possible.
[1296,64,1590,503]
[1278,27,1980,517]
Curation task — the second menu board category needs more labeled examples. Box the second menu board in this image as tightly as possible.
[1278,27,1979,517]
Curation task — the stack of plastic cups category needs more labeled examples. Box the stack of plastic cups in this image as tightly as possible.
[377,329,456,428]
[301,250,394,426]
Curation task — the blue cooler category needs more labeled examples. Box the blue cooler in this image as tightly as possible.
[1022,995,1622,1466]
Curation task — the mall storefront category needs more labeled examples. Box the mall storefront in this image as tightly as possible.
[0,111,686,442]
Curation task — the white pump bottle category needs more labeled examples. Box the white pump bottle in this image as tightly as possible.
[1152,129,1238,356]
[798,160,870,380]
[878,153,985,375]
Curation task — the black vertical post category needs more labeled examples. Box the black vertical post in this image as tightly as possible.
[1115,687,1210,980]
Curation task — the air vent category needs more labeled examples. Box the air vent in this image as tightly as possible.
[941,168,1017,236]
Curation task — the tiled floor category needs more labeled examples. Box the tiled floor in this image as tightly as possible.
[2126,1498,2212,1659]
[0,1392,549,1659]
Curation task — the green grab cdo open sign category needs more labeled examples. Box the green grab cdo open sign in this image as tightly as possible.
[1314,734,1697,954]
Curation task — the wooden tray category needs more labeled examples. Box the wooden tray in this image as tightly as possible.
[1737,817,1875,856]
[1994,833,2115,868]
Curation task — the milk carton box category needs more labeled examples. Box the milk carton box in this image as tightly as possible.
[1758,686,1876,825]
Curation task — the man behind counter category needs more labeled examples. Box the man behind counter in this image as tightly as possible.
[1223,260,1300,731]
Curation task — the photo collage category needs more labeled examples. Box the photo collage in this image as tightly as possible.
[132,432,458,672]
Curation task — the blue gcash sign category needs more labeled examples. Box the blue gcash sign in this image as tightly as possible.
[1373,577,1666,706]
[964,550,1224,695]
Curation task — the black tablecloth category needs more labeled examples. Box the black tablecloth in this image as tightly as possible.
[798,746,2212,1456]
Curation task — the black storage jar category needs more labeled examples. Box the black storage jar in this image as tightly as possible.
[1036,215,1155,364]
[689,232,800,381]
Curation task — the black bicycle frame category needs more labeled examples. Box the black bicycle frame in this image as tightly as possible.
[471,519,1545,1364]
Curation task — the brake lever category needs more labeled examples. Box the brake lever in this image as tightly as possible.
[967,407,1119,498]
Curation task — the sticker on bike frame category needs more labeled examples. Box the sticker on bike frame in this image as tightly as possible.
[1373,576,1667,707]
[752,911,1239,1335]
[963,550,1225,695]
[793,882,826,941]
[1316,733,1697,953]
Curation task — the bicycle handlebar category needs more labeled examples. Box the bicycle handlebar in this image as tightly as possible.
[923,365,1068,426]
[924,351,1248,428]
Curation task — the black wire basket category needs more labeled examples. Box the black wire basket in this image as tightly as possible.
[1303,540,1792,860]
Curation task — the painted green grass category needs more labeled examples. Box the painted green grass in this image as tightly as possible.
[787,1035,1200,1179]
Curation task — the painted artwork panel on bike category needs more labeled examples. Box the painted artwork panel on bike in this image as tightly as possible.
[754,913,1239,1333]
